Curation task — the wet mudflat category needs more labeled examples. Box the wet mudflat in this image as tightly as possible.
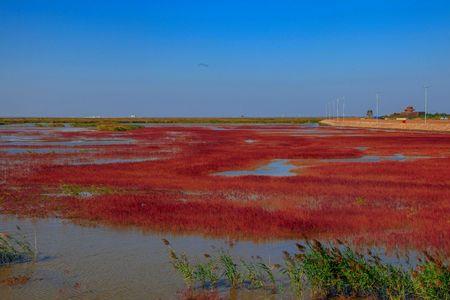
[1,123,449,298]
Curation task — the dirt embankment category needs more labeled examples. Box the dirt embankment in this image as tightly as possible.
[321,118,450,132]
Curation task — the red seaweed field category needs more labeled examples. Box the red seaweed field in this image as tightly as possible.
[1,124,449,253]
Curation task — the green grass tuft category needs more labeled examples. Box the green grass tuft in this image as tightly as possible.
[412,254,450,300]
[60,184,114,197]
[0,229,34,266]
[194,256,219,288]
[219,251,242,288]
[95,123,143,131]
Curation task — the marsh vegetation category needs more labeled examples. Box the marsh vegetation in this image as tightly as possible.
[0,229,34,266]
[1,124,449,298]
[165,239,450,299]
[0,117,322,126]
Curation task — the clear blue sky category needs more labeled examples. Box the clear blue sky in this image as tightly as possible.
[1,0,449,117]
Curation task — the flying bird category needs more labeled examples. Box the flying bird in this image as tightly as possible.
[197,63,209,68]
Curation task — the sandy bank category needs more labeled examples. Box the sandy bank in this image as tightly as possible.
[320,118,450,132]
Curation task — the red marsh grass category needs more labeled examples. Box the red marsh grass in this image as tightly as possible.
[0,124,449,253]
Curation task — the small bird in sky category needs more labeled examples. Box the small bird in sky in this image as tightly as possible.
[197,63,209,68]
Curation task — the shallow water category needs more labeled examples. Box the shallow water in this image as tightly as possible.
[323,154,428,163]
[216,159,298,177]
[0,215,422,300]
[0,125,135,147]
[206,153,428,177]
[0,148,83,154]
[0,215,297,299]
[2,139,135,147]
[66,157,159,166]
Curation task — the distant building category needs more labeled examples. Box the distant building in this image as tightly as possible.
[398,106,424,118]
[366,110,373,119]
[387,106,424,119]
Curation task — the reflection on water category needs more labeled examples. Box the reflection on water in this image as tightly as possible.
[0,124,435,299]
[0,125,135,147]
[213,154,428,178]
[0,215,296,299]
[216,159,298,177]
[0,216,422,299]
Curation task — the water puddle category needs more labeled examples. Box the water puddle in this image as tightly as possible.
[215,159,297,177]
[0,127,135,147]
[0,148,84,154]
[214,154,423,178]
[2,139,135,147]
[210,126,227,131]
[65,157,159,166]
[323,154,427,163]
[216,154,430,177]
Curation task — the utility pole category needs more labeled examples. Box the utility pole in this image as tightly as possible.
[331,101,333,119]
[336,98,339,121]
[331,102,333,119]
[331,101,334,119]
[342,100,345,120]
[328,101,331,119]
[329,101,332,119]
[424,85,431,124]
[376,93,380,126]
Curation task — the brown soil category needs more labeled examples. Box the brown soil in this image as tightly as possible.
[321,118,450,132]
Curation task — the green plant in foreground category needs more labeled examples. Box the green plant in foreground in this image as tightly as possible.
[219,251,242,288]
[298,240,416,298]
[172,251,195,287]
[167,247,195,287]
[0,228,34,265]
[194,254,219,288]
[241,259,265,289]
[164,238,450,299]
[257,261,279,292]
[241,259,280,292]
[412,253,450,300]
[281,248,304,297]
